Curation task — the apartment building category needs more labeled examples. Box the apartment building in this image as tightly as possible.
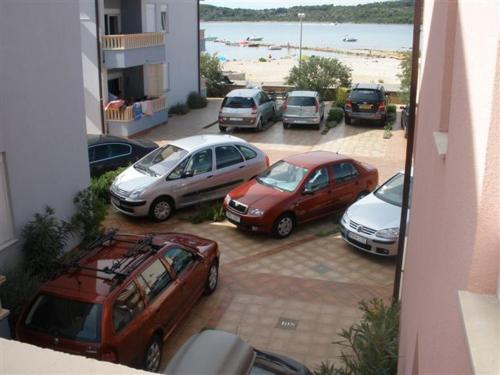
[398,0,499,374]
[80,0,200,137]
[0,1,90,269]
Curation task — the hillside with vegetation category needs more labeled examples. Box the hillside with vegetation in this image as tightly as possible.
[200,1,414,24]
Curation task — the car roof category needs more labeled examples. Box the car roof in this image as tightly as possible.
[169,134,248,152]
[283,151,352,169]
[226,88,260,98]
[40,234,175,302]
[165,330,255,375]
[352,83,384,91]
[288,90,318,97]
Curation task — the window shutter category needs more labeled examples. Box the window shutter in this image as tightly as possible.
[144,64,163,97]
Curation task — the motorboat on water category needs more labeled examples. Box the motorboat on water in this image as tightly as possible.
[343,34,357,42]
[268,45,282,50]
[247,36,263,41]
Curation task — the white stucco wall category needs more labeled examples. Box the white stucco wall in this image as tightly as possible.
[0,0,90,268]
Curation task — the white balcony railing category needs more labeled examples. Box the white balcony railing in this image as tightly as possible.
[105,96,167,122]
[102,32,165,50]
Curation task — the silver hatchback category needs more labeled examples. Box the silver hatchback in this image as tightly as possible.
[218,88,276,132]
[282,90,325,130]
[110,135,269,221]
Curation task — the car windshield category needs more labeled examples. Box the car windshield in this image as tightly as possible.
[223,96,255,109]
[374,173,413,207]
[257,161,308,192]
[287,96,316,106]
[25,294,102,342]
[135,144,188,177]
[351,89,380,102]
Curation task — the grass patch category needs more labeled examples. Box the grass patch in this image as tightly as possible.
[181,201,225,224]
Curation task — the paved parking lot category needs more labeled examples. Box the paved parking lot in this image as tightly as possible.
[109,102,406,371]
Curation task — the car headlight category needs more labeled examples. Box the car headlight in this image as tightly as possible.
[129,188,146,200]
[375,227,400,240]
[224,195,231,205]
[340,211,350,226]
[248,207,265,217]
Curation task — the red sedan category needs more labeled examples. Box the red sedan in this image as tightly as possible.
[223,151,378,238]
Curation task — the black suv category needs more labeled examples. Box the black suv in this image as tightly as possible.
[345,83,387,125]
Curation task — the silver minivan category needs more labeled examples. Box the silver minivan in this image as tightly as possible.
[110,135,269,221]
[282,90,325,130]
[218,89,275,132]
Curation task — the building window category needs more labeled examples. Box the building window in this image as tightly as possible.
[160,5,168,32]
[0,153,14,248]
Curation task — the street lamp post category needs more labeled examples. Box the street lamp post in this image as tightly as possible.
[297,13,305,82]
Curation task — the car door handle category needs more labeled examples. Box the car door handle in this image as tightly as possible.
[207,175,213,179]
[239,165,245,169]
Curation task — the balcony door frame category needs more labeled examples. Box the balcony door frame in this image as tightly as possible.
[104,8,121,36]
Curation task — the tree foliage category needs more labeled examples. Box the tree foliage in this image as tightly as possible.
[286,57,352,98]
[200,1,414,24]
[200,52,225,97]
[397,51,412,103]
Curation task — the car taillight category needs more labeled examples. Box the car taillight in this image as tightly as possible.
[102,348,118,363]
[265,154,270,167]
[251,105,257,115]
[282,100,288,111]
[315,100,319,113]
[378,102,386,111]
[346,100,352,108]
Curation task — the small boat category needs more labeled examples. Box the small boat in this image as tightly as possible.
[247,43,260,47]
[343,35,357,42]
[205,36,217,41]
[247,36,263,41]
[268,45,282,50]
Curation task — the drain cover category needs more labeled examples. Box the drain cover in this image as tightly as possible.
[277,318,299,330]
[312,264,331,274]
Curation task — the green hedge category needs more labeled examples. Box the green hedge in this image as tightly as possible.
[169,103,190,115]
[328,107,344,123]
[387,104,397,113]
[335,87,350,108]
[187,91,208,109]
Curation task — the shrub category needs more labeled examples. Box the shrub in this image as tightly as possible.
[285,56,352,99]
[21,206,71,279]
[182,202,225,224]
[71,188,107,246]
[187,91,208,109]
[200,52,226,97]
[327,107,344,123]
[169,103,190,115]
[336,87,350,108]
[315,298,399,375]
[387,104,397,113]
[397,51,412,103]
[258,57,267,62]
[90,167,126,202]
[0,266,43,325]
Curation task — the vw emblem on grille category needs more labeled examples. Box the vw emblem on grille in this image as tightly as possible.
[357,226,364,232]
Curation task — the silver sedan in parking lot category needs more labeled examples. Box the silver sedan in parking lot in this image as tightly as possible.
[340,171,412,256]
[110,134,269,221]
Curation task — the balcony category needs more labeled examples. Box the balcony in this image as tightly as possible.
[102,32,166,69]
[106,96,168,137]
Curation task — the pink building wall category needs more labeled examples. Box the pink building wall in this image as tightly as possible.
[398,0,499,374]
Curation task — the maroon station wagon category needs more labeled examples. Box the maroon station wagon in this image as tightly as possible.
[16,231,220,372]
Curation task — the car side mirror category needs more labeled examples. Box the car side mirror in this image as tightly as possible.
[182,170,194,178]
[303,186,314,195]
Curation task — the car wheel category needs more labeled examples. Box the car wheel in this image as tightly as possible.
[219,125,226,133]
[256,118,263,132]
[345,115,351,125]
[204,261,219,295]
[283,122,290,129]
[272,213,295,239]
[144,335,162,372]
[149,197,174,222]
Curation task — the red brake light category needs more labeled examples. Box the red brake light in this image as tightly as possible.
[283,100,288,111]
[346,100,352,108]
[265,154,270,168]
[251,104,257,115]
[315,99,319,113]
[378,101,385,111]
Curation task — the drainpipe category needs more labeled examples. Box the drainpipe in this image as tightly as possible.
[95,0,106,134]
[393,0,423,301]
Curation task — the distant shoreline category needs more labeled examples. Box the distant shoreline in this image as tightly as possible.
[201,20,413,26]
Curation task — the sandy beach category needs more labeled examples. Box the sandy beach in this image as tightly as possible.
[222,53,402,88]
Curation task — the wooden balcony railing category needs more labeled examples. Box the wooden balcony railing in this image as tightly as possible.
[105,96,167,122]
[102,32,165,50]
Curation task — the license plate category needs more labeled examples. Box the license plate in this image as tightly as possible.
[226,211,241,223]
[348,231,367,244]
[111,197,120,207]
[294,120,307,124]
[359,104,372,110]
[229,117,243,121]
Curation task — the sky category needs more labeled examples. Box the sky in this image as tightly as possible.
[202,0,379,9]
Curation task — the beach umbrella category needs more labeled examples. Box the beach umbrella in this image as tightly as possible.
[218,55,227,62]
